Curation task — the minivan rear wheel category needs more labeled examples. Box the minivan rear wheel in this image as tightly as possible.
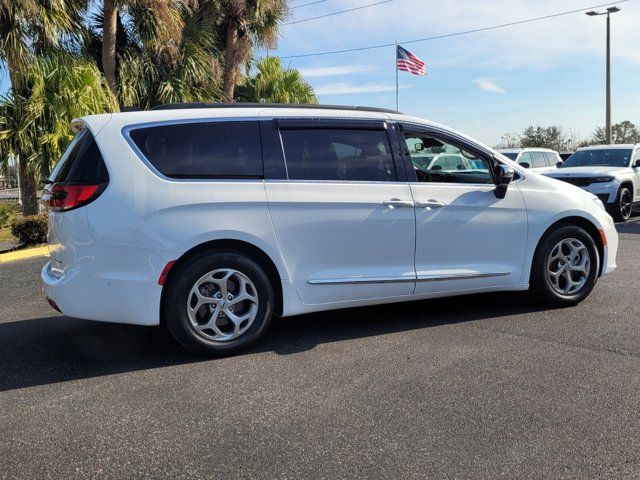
[530,225,599,306]
[163,250,274,356]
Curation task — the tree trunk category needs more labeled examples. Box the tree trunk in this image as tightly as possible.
[102,0,118,97]
[5,60,39,215]
[18,158,39,216]
[223,20,239,102]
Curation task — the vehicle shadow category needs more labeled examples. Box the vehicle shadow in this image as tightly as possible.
[0,291,550,392]
[616,214,640,234]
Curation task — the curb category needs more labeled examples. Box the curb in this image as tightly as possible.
[0,245,49,264]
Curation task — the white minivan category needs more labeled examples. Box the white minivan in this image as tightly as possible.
[41,104,618,355]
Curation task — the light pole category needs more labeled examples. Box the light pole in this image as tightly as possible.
[586,6,620,144]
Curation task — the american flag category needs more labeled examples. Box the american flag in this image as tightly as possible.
[396,45,426,76]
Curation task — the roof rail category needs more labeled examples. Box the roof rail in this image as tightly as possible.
[150,102,400,114]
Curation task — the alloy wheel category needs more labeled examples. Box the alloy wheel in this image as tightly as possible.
[620,189,632,221]
[186,268,259,342]
[546,238,591,296]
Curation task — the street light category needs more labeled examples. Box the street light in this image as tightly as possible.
[585,6,621,144]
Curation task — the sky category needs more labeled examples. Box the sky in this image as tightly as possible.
[1,0,638,146]
[267,0,640,145]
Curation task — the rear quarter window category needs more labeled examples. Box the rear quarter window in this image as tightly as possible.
[128,121,263,179]
[52,129,109,183]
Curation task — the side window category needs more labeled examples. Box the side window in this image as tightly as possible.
[543,152,557,166]
[518,151,533,167]
[530,151,548,168]
[280,128,396,182]
[402,133,493,184]
[129,121,262,179]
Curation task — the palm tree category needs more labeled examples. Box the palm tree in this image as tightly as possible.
[0,53,116,214]
[236,57,316,104]
[99,0,184,100]
[1,0,88,215]
[0,0,86,86]
[114,2,221,108]
[204,0,288,102]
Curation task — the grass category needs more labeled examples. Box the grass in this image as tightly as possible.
[0,225,16,243]
[0,202,21,245]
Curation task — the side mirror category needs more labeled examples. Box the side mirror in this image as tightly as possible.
[494,164,515,199]
[634,159,640,168]
[556,160,564,168]
[519,161,530,169]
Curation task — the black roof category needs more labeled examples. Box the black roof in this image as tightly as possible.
[149,102,400,114]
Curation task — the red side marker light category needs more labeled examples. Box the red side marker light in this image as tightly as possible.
[158,261,176,285]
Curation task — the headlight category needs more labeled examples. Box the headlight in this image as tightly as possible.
[593,198,606,211]
[592,176,614,183]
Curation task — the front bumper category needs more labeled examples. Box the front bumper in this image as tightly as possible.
[581,183,617,204]
[597,210,618,276]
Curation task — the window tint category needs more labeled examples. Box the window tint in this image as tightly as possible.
[403,134,493,184]
[501,152,519,160]
[52,129,108,183]
[280,129,396,182]
[129,121,262,179]
[530,151,548,168]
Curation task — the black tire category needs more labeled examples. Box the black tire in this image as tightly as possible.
[608,186,633,223]
[530,225,600,306]
[162,250,274,356]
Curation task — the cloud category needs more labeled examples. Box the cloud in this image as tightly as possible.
[315,83,409,95]
[473,78,506,94]
[299,65,377,78]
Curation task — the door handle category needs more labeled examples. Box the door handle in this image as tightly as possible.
[383,199,414,208]
[415,200,446,209]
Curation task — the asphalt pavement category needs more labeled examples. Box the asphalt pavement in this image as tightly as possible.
[1,218,640,479]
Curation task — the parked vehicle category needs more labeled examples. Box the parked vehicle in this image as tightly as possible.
[543,144,640,222]
[41,104,619,355]
[497,147,562,173]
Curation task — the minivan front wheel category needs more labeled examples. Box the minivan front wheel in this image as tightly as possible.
[530,225,599,306]
[163,250,274,356]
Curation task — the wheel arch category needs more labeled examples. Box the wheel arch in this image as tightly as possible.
[161,239,284,319]
[532,216,605,279]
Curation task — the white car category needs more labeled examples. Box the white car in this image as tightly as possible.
[543,144,640,222]
[41,104,618,356]
[498,147,562,173]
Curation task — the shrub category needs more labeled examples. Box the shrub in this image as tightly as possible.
[0,203,15,228]
[10,213,48,246]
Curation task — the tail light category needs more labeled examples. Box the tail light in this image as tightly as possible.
[43,183,107,212]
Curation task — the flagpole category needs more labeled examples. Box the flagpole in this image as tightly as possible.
[395,41,399,111]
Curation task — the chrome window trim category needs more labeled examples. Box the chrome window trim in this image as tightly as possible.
[308,272,510,285]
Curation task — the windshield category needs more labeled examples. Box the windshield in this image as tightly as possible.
[562,148,632,168]
[500,152,518,160]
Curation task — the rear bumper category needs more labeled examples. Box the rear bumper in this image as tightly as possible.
[41,242,174,326]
